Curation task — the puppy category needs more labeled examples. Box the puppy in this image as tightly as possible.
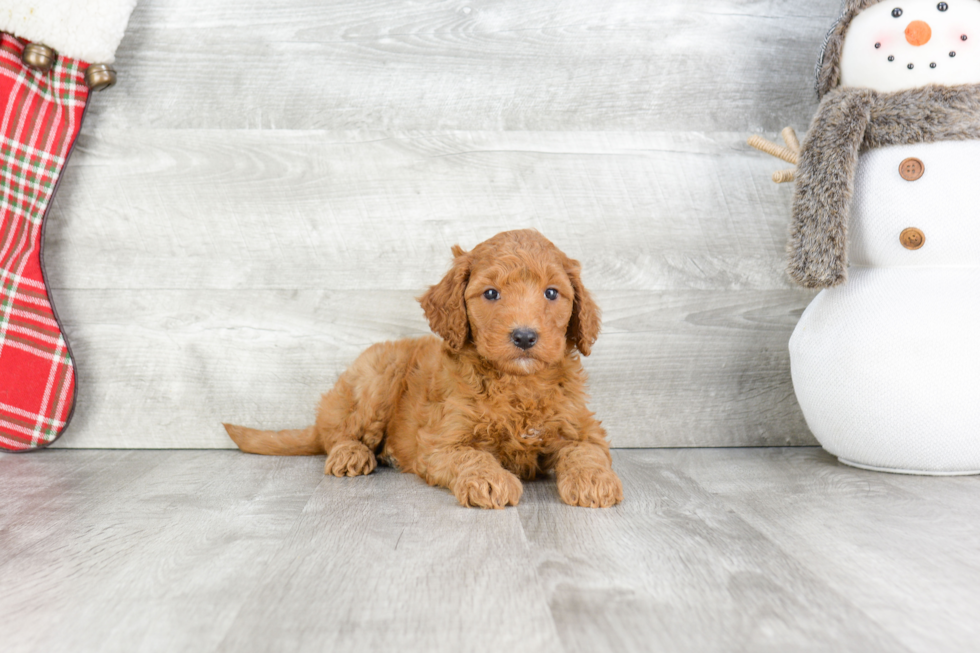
[224,229,623,508]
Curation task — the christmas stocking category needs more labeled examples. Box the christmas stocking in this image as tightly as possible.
[0,1,137,451]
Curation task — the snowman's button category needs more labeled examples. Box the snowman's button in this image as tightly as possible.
[899,157,925,181]
[900,227,926,250]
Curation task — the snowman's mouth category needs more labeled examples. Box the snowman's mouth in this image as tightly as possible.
[877,33,967,71]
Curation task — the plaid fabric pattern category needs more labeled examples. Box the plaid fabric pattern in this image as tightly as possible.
[0,34,88,451]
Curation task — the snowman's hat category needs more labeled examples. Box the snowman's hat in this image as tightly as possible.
[816,0,887,98]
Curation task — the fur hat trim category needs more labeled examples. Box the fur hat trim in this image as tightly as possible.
[815,0,886,98]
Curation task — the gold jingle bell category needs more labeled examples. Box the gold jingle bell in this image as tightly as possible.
[22,43,57,72]
[85,63,117,92]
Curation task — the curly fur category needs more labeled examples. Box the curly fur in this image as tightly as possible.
[790,83,980,288]
[225,230,622,509]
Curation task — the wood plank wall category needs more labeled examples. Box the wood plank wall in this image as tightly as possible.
[46,0,838,448]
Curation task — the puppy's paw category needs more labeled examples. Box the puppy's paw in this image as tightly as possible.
[324,440,377,477]
[452,467,523,509]
[557,465,623,508]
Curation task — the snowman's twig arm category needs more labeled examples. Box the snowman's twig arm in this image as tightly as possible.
[747,131,798,183]
[747,135,799,165]
[781,127,801,153]
[773,169,796,183]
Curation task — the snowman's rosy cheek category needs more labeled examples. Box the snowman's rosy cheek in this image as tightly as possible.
[873,34,896,50]
[945,27,971,48]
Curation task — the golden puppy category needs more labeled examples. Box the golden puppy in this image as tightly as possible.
[224,229,622,508]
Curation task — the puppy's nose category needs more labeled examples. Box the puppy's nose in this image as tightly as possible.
[511,328,538,350]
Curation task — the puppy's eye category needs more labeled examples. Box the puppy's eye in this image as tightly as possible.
[483,289,500,301]
[544,288,559,301]
[893,7,903,17]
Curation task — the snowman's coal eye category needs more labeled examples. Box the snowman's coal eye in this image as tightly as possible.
[950,50,957,56]
[938,2,948,11]
[875,42,882,48]
[908,62,915,69]
[930,62,937,67]
[892,7,903,17]
[962,34,969,40]
[889,55,896,61]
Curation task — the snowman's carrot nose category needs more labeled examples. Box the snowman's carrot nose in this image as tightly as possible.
[905,20,932,46]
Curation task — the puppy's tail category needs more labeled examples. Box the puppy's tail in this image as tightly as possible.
[223,423,322,455]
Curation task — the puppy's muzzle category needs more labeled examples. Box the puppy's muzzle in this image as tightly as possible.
[510,328,538,350]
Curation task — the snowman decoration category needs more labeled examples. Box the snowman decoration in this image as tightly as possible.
[752,0,980,474]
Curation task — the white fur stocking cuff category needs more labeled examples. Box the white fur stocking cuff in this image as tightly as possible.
[0,0,138,63]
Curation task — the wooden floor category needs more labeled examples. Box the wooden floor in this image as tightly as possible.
[2,448,978,652]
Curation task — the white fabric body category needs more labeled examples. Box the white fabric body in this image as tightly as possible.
[0,0,138,63]
[850,140,980,267]
[791,141,980,473]
[840,0,980,92]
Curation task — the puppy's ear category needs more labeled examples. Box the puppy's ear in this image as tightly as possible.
[419,245,471,351]
[564,256,601,356]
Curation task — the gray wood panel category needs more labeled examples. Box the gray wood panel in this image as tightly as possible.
[36,0,840,448]
[48,130,803,292]
[219,460,562,653]
[670,448,980,653]
[0,451,326,653]
[48,288,815,449]
[87,0,834,132]
[6,449,978,652]
[518,451,911,653]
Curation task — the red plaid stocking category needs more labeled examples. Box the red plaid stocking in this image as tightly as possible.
[0,34,88,451]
